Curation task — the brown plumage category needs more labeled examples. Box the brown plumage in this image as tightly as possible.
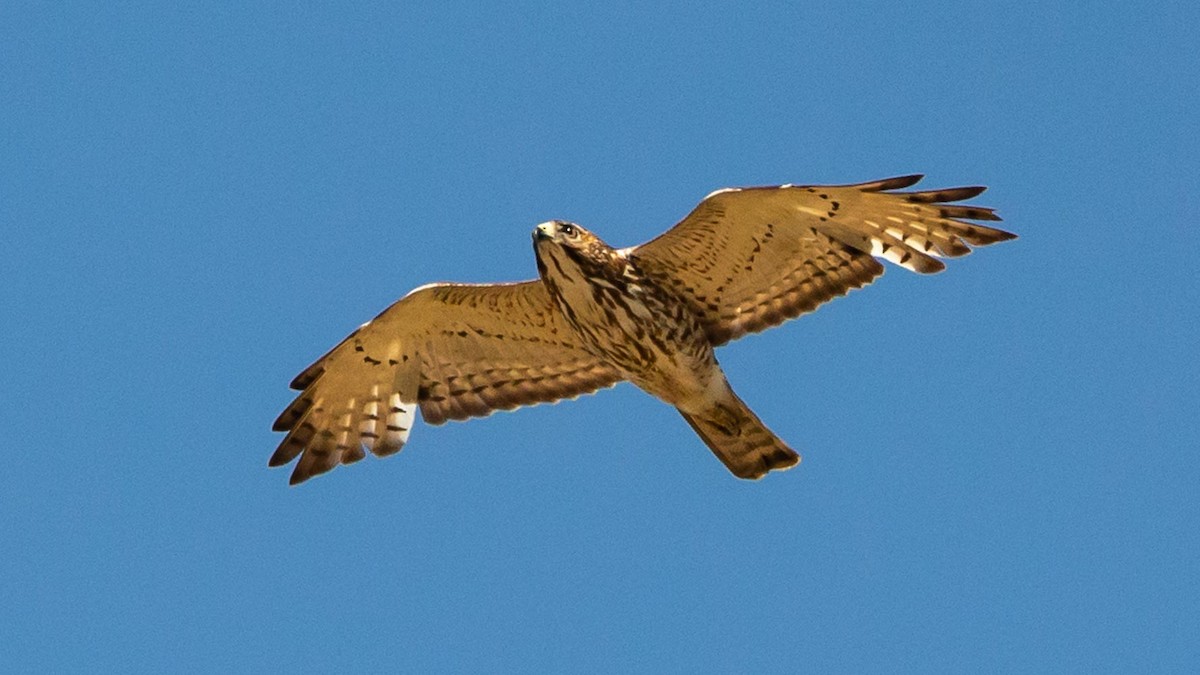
[272,175,1015,484]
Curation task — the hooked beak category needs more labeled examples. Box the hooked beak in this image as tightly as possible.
[534,222,555,242]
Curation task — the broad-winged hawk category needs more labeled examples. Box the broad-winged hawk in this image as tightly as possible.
[272,175,1014,484]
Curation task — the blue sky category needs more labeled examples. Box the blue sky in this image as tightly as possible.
[3,1,1197,671]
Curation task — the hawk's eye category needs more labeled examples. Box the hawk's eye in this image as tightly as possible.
[559,223,575,236]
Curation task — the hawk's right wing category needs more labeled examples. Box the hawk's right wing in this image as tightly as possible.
[631,175,1016,345]
[271,281,621,484]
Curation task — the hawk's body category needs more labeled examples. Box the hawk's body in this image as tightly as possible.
[534,220,797,476]
[272,175,1015,484]
[536,224,717,409]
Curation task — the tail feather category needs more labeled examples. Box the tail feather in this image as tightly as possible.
[679,395,799,479]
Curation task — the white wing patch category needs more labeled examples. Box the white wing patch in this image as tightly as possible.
[352,386,415,455]
[360,397,380,443]
[386,392,416,448]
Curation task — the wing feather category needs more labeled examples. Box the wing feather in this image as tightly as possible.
[272,280,620,484]
[632,175,1015,345]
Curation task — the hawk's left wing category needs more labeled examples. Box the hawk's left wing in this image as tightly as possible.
[630,175,1015,345]
[271,281,621,484]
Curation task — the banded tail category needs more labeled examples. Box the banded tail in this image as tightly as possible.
[679,394,799,479]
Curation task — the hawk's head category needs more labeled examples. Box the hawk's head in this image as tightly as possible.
[533,220,618,272]
[533,220,596,247]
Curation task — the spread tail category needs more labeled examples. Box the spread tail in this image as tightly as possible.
[679,394,799,479]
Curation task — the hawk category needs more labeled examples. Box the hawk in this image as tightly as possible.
[272,175,1014,484]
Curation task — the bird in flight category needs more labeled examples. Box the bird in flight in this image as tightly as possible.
[271,175,1014,484]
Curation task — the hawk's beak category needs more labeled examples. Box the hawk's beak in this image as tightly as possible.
[534,222,555,242]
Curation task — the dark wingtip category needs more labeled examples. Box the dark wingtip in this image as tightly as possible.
[268,447,292,467]
[907,185,989,203]
[860,174,924,192]
[965,224,1019,245]
[273,395,313,432]
[939,205,1003,222]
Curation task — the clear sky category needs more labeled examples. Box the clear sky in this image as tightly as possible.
[3,1,1197,672]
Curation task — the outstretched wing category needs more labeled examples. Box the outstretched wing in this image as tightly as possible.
[271,281,621,484]
[631,175,1016,345]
